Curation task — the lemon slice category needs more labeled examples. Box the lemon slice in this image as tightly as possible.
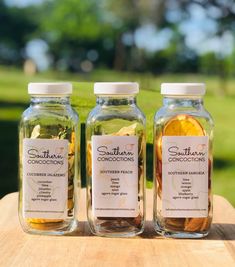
[111,123,137,136]
[27,218,63,224]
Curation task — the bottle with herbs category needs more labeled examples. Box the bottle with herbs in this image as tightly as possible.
[19,83,79,235]
[86,82,146,237]
[153,83,213,238]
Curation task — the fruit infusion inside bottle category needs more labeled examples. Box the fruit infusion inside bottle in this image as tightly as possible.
[155,114,212,232]
[22,124,76,229]
[87,123,145,230]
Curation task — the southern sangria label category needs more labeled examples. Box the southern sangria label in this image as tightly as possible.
[162,136,209,218]
[22,138,68,219]
[92,135,138,217]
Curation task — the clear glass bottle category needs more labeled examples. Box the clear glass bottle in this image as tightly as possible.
[86,82,146,237]
[153,83,213,238]
[19,83,79,235]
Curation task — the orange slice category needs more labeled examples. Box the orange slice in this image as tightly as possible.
[156,115,204,161]
[163,114,204,136]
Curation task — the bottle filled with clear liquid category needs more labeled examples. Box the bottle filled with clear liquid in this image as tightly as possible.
[19,83,79,235]
[86,82,146,237]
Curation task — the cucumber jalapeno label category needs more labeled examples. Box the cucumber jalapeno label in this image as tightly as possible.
[22,138,68,219]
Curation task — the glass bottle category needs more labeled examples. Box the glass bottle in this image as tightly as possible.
[153,83,213,238]
[19,83,79,235]
[86,82,146,237]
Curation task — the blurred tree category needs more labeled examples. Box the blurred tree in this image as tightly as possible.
[173,0,235,94]
[38,0,167,72]
[41,0,103,40]
[199,52,218,75]
[0,0,37,65]
[105,0,165,70]
[39,0,114,71]
[0,0,234,79]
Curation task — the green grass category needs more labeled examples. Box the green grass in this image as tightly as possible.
[0,66,234,206]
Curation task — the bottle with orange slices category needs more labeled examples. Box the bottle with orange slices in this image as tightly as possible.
[153,83,213,238]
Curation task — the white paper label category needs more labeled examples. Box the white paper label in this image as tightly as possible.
[92,135,138,217]
[22,138,68,219]
[162,136,209,218]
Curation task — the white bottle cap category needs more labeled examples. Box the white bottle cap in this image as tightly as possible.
[161,83,206,96]
[28,83,72,95]
[94,82,139,95]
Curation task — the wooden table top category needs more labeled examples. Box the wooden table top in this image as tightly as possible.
[0,189,234,267]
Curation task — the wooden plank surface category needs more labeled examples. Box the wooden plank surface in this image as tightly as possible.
[0,190,234,267]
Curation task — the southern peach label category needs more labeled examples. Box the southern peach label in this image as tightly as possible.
[92,135,138,217]
[22,138,68,219]
[162,136,209,218]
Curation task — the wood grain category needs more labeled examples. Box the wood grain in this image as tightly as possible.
[0,190,234,267]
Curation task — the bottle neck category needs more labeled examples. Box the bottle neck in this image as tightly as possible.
[163,96,204,110]
[96,95,136,106]
[30,96,71,106]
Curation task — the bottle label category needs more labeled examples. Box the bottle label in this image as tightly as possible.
[22,138,68,219]
[92,135,138,217]
[162,136,209,218]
